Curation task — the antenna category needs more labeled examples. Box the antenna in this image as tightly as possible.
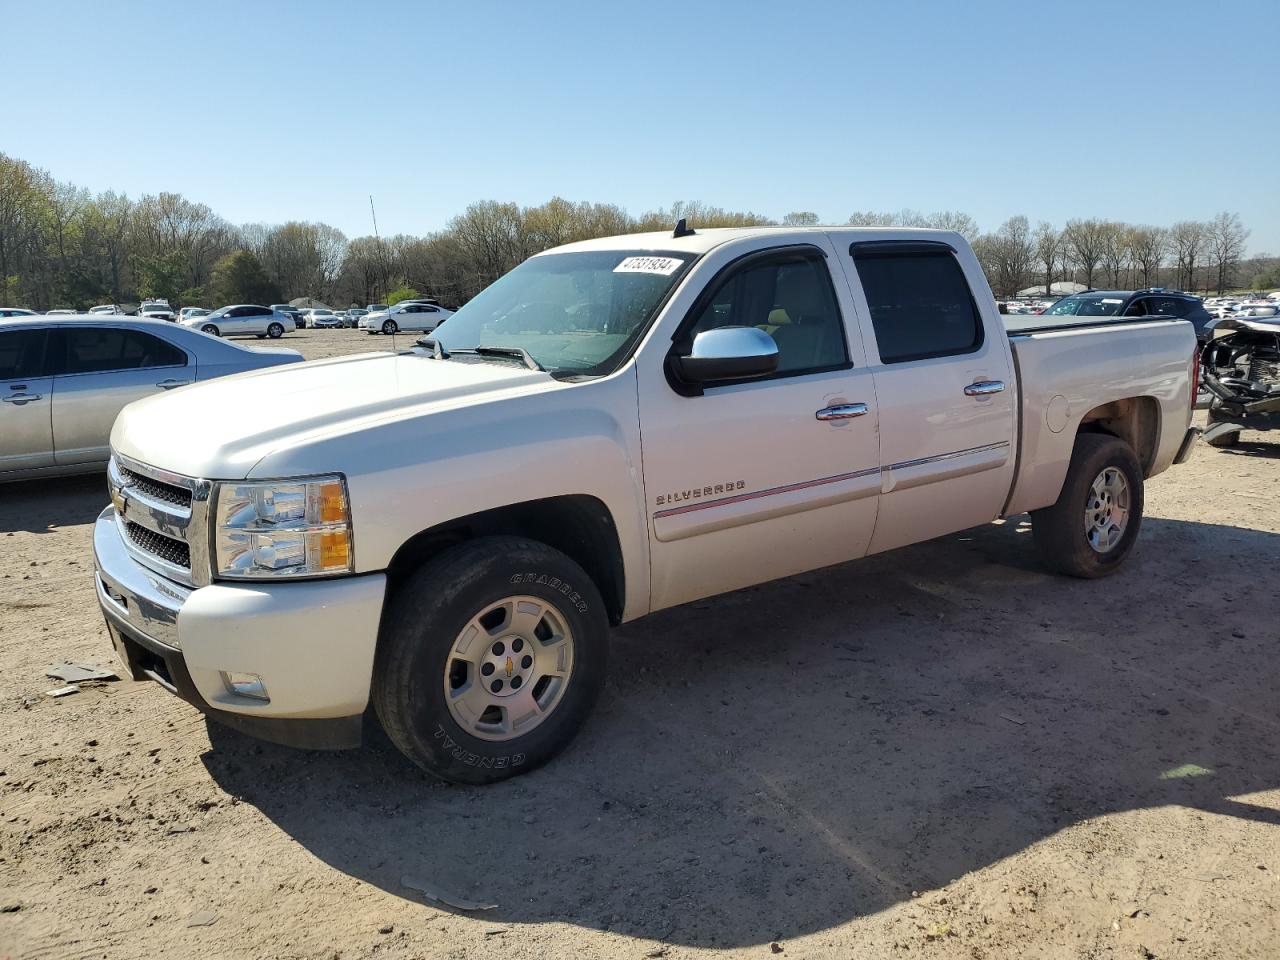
[370,194,395,349]
[673,217,696,239]
[369,195,380,239]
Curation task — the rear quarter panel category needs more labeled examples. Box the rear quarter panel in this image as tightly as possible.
[1004,320,1196,516]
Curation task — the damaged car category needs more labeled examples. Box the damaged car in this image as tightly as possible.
[1201,315,1280,448]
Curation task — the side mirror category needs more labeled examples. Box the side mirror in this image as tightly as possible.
[674,326,779,384]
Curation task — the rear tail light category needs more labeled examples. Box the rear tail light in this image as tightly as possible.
[1190,344,1201,413]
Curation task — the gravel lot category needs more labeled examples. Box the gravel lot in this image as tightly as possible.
[3,328,1279,959]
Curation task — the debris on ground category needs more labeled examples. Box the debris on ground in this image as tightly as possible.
[186,910,219,927]
[771,942,785,954]
[400,875,498,911]
[44,685,80,698]
[44,662,117,682]
[999,713,1026,725]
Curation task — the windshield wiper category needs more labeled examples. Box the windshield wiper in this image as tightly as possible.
[414,337,450,359]
[451,345,544,371]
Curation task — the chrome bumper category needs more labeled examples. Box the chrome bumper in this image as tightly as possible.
[93,506,191,649]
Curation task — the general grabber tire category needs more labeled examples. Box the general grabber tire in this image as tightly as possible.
[1031,432,1144,579]
[372,536,609,784]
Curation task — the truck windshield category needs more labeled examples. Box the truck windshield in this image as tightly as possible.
[1042,296,1125,317]
[431,250,696,376]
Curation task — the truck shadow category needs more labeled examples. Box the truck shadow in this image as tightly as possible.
[201,515,1280,948]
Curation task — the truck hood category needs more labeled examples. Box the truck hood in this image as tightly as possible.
[111,351,558,479]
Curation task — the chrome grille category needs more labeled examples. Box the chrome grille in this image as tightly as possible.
[125,521,191,569]
[108,453,211,587]
[117,464,192,509]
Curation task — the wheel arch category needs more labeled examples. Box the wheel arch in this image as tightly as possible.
[1076,395,1161,477]
[384,494,627,626]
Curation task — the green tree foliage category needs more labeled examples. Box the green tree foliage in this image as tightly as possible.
[133,250,191,302]
[385,285,421,305]
[210,250,281,306]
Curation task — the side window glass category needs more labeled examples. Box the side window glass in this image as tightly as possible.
[54,328,186,375]
[0,330,48,380]
[684,254,849,377]
[852,248,983,364]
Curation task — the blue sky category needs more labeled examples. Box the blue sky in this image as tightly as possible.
[5,0,1277,253]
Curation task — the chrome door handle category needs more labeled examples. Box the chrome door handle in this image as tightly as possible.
[964,380,1005,397]
[815,402,869,421]
[156,379,192,389]
[3,393,42,404]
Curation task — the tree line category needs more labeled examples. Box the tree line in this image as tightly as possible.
[1,151,1272,312]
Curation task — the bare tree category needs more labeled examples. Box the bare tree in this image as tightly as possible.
[782,211,820,226]
[1032,222,1062,295]
[1126,226,1167,289]
[1170,221,1208,292]
[1207,211,1249,295]
[1064,218,1108,289]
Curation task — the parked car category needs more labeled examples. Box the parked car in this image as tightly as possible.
[179,307,212,323]
[89,305,122,315]
[1,316,302,481]
[359,299,454,335]
[139,299,176,322]
[1040,289,1214,338]
[93,226,1199,784]
[366,303,389,314]
[46,309,76,315]
[182,305,296,339]
[305,308,343,329]
[271,304,306,329]
[345,308,369,328]
[0,308,38,318]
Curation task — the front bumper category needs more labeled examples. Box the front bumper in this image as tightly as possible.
[93,507,386,749]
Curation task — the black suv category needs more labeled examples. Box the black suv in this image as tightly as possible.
[1041,289,1214,338]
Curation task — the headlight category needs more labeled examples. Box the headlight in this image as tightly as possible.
[213,475,353,579]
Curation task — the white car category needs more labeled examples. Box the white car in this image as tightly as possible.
[89,305,122,315]
[139,300,176,322]
[181,304,296,339]
[304,308,343,329]
[180,307,212,324]
[46,309,76,315]
[359,300,454,335]
[0,308,38,318]
[94,226,1199,784]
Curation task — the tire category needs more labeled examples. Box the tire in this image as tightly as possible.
[1031,433,1144,579]
[373,536,609,784]
[1205,405,1240,448]
[201,324,220,336]
[267,322,284,339]
[381,319,398,335]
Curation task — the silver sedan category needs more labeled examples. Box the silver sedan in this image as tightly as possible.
[1,316,303,481]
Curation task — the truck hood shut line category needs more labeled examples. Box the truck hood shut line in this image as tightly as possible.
[110,352,558,479]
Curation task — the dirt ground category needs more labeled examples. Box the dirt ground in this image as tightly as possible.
[2,329,1279,960]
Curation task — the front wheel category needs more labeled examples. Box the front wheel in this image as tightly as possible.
[373,537,608,784]
[381,319,398,335]
[201,324,220,336]
[1031,433,1144,579]
[267,322,284,339]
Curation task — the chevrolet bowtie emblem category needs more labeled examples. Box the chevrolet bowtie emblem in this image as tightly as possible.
[111,488,127,515]
[505,656,514,678]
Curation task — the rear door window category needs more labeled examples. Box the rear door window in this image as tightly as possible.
[851,245,983,364]
[51,328,187,375]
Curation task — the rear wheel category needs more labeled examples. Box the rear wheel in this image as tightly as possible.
[373,537,608,784]
[1031,433,1144,578]
[1206,405,1240,448]
[201,324,220,336]
[381,319,398,335]
[267,322,284,339]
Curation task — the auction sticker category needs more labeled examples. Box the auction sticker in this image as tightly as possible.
[614,256,683,276]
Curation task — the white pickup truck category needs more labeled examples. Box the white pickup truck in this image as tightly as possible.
[94,226,1199,783]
